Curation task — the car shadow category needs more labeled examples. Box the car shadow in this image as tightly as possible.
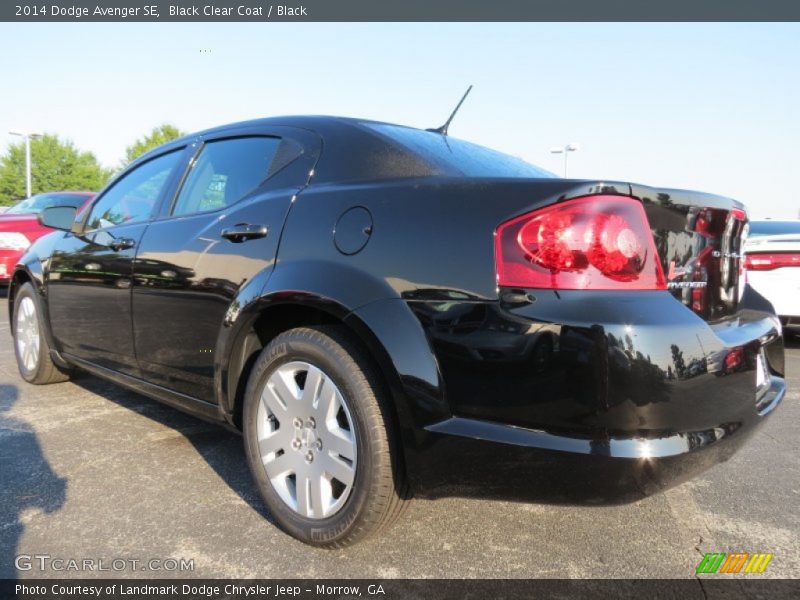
[69,375,275,524]
[0,384,68,579]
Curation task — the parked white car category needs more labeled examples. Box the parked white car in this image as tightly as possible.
[745,220,800,327]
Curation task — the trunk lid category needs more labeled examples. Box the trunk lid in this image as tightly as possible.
[630,184,748,321]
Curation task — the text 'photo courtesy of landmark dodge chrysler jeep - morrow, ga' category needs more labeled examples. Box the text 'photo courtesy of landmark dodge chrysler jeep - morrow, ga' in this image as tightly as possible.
[8,115,785,547]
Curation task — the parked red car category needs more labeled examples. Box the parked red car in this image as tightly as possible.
[0,192,95,283]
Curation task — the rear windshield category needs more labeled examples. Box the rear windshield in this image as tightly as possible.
[748,221,800,237]
[6,193,90,215]
[366,123,554,179]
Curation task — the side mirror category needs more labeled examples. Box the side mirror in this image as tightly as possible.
[39,205,78,231]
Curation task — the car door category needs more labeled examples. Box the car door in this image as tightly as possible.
[47,148,186,376]
[131,128,318,402]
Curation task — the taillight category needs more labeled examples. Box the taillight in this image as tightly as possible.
[744,253,800,271]
[731,207,747,221]
[694,208,713,237]
[495,195,666,290]
[724,346,744,372]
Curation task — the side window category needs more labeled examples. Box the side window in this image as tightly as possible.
[172,137,282,216]
[86,150,182,231]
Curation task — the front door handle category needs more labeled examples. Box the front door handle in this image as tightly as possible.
[221,223,268,243]
[109,237,135,251]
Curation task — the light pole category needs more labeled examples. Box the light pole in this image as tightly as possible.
[9,130,43,198]
[550,143,580,178]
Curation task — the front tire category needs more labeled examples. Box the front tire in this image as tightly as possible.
[13,282,70,384]
[243,325,408,547]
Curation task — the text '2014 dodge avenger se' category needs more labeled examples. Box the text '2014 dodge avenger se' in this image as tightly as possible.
[8,116,786,547]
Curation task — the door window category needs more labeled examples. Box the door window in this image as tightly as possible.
[172,137,282,216]
[85,150,182,231]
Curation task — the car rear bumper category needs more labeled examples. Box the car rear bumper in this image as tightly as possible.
[417,376,783,503]
[747,269,800,318]
[405,291,786,501]
[417,413,777,503]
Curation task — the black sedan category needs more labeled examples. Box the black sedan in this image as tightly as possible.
[8,116,785,547]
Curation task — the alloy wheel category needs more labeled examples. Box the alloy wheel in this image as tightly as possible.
[15,296,40,373]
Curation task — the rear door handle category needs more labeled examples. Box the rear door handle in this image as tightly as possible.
[221,223,268,243]
[109,237,135,251]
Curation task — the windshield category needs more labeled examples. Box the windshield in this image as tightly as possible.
[748,221,800,237]
[366,123,555,178]
[6,193,89,215]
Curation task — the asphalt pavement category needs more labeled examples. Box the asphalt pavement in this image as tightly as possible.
[1,297,798,580]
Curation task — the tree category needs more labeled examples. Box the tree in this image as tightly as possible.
[671,344,687,379]
[0,135,112,206]
[122,124,184,166]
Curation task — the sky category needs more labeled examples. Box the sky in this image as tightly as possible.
[0,22,798,218]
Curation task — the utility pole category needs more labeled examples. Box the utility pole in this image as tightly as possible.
[8,130,43,198]
[549,143,580,178]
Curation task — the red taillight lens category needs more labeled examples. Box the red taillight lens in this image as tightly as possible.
[724,346,744,372]
[744,253,800,271]
[495,195,666,290]
[694,209,713,237]
[731,207,747,221]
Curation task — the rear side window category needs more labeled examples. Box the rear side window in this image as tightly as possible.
[86,150,181,231]
[366,123,554,178]
[172,137,282,216]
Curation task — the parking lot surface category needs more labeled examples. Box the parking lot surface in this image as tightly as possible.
[1,298,798,579]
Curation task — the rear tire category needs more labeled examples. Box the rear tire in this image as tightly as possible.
[13,282,71,385]
[243,325,408,547]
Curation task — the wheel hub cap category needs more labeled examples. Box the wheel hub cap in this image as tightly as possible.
[15,297,40,372]
[256,361,357,519]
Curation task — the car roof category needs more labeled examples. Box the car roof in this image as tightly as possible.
[138,116,405,155]
[128,115,555,185]
[131,116,445,184]
[193,115,408,141]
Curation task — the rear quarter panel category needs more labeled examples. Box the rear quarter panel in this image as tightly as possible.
[280,177,624,301]
[274,178,629,434]
[279,178,781,440]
